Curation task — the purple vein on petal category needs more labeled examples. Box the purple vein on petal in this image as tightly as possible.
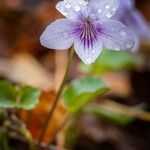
[71,21,98,51]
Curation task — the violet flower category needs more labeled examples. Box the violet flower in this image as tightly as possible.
[40,0,135,65]
[113,0,150,50]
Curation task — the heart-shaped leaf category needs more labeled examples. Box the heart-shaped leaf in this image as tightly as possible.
[0,80,16,108]
[17,86,41,109]
[0,80,40,110]
[63,77,109,113]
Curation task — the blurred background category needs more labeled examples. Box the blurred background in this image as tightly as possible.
[0,0,150,150]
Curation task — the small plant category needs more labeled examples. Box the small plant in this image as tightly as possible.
[0,0,150,150]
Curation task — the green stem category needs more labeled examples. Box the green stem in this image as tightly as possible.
[38,47,74,144]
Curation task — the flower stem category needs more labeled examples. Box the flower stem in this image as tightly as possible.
[38,47,74,144]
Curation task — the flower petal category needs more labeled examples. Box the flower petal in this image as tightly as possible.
[113,0,134,20]
[56,0,89,21]
[99,20,135,50]
[74,36,102,65]
[118,0,134,11]
[40,19,75,50]
[125,10,150,39]
[90,0,119,21]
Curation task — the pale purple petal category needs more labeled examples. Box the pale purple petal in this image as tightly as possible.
[56,0,89,21]
[74,37,102,65]
[125,10,150,39]
[121,0,134,9]
[71,21,103,65]
[89,0,119,21]
[98,20,135,50]
[113,0,134,19]
[40,19,75,50]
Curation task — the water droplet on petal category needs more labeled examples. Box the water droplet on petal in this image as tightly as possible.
[106,11,112,18]
[66,4,71,9]
[120,28,127,37]
[105,5,110,9]
[114,43,121,50]
[74,6,81,12]
[125,40,133,49]
[112,7,116,11]
[98,9,102,13]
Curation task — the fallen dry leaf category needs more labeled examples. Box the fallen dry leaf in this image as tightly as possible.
[21,91,67,144]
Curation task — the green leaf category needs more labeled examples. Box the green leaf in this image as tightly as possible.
[63,77,109,113]
[0,80,16,108]
[0,80,41,110]
[84,105,134,125]
[17,86,41,109]
[79,49,142,75]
